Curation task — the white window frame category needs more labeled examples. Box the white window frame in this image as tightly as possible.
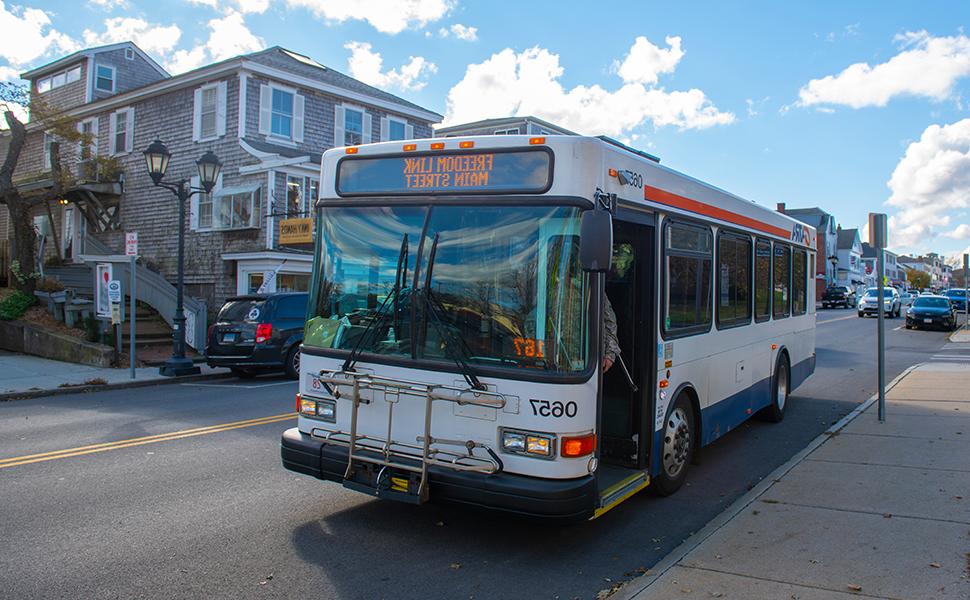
[109,108,134,155]
[77,117,99,159]
[193,81,227,142]
[37,77,52,93]
[258,83,304,144]
[125,48,135,60]
[334,104,371,147]
[192,177,260,232]
[343,106,364,146]
[200,85,219,139]
[36,65,82,94]
[66,65,81,83]
[381,116,411,142]
[95,64,116,93]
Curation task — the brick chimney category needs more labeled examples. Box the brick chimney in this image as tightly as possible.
[776,202,786,213]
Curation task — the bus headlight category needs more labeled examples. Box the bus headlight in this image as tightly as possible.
[500,428,555,458]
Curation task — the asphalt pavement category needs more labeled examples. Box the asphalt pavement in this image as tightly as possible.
[0,307,959,600]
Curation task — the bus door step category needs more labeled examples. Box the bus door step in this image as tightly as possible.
[594,469,650,518]
[342,463,427,505]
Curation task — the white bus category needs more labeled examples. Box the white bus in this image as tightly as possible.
[281,135,817,521]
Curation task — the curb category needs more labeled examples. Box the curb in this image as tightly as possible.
[612,361,925,600]
[0,370,236,402]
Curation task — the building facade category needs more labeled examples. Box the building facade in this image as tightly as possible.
[2,42,441,311]
[860,243,902,288]
[835,227,864,289]
[434,115,576,137]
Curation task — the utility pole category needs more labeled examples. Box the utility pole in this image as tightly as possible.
[869,213,888,422]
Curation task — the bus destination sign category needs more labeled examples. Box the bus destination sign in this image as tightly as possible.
[337,149,551,196]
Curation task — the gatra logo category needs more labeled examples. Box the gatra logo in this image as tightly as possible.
[790,224,813,247]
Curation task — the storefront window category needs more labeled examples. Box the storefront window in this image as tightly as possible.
[277,273,310,292]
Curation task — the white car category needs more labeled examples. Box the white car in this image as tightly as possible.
[858,287,901,318]
[899,292,915,308]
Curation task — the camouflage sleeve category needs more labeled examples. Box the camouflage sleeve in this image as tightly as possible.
[603,297,621,362]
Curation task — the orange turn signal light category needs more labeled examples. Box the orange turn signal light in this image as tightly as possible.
[659,380,669,388]
[608,168,618,177]
[295,393,302,412]
[561,434,596,458]
[430,142,445,150]
[345,147,358,154]
[403,143,417,152]
[771,344,778,350]
[529,137,545,145]
[458,141,474,149]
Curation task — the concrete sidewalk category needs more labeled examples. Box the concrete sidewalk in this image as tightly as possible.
[0,351,229,399]
[619,360,970,599]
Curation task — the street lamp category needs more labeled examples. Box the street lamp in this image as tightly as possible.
[143,139,222,376]
[827,255,838,286]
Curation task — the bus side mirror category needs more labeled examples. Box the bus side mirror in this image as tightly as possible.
[580,209,613,272]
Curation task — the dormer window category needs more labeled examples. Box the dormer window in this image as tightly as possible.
[36,65,81,93]
[125,48,134,60]
[95,65,115,93]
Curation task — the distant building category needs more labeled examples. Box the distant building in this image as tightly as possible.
[435,116,577,137]
[835,227,864,288]
[776,204,838,300]
[860,243,902,287]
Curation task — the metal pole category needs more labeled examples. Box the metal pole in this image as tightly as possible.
[130,254,136,379]
[876,249,885,422]
[961,254,968,327]
[159,181,199,376]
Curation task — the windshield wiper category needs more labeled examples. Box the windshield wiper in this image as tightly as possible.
[420,233,486,391]
[342,234,409,372]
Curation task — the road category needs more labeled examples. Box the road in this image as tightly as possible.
[0,309,964,600]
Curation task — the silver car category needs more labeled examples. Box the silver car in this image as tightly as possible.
[857,287,901,318]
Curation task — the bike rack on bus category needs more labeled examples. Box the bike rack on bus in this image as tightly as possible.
[308,369,507,503]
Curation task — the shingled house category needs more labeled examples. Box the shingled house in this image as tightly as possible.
[2,41,441,311]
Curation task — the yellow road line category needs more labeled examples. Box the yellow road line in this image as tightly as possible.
[0,413,296,470]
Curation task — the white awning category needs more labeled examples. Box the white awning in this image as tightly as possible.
[214,184,260,198]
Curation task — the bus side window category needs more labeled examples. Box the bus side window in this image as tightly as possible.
[792,249,807,316]
[755,239,771,322]
[716,231,752,328]
[773,242,791,319]
[663,221,713,337]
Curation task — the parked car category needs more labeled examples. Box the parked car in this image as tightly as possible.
[857,287,901,318]
[822,285,856,308]
[944,288,968,311]
[899,291,915,308]
[206,293,308,379]
[905,295,958,330]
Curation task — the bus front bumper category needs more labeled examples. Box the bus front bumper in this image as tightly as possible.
[281,428,596,521]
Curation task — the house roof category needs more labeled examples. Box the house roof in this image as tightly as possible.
[435,115,577,135]
[781,207,833,230]
[20,42,169,80]
[246,47,441,119]
[837,228,859,249]
[243,137,322,165]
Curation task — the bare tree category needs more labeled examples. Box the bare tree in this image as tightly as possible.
[0,82,86,292]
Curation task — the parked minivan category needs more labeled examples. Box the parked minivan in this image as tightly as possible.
[206,293,308,378]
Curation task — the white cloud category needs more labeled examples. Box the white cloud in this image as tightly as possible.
[0,64,20,82]
[83,18,182,55]
[944,224,970,239]
[88,0,130,8]
[286,0,454,34]
[166,11,263,74]
[613,35,683,86]
[186,0,269,13]
[438,23,477,41]
[443,42,734,136]
[886,118,970,249]
[344,41,436,91]
[0,2,78,68]
[798,31,970,108]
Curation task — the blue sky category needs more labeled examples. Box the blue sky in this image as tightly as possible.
[3,0,970,263]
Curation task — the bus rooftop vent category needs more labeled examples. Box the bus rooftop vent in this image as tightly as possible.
[596,135,661,164]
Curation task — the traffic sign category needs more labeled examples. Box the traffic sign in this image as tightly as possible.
[125,232,138,256]
[108,280,122,304]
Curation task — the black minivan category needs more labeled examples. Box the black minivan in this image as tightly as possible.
[206,293,308,379]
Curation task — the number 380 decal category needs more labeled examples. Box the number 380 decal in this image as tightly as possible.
[529,399,578,418]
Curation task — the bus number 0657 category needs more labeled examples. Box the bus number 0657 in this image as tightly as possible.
[529,399,577,418]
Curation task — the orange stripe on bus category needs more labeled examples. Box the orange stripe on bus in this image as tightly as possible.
[644,185,794,241]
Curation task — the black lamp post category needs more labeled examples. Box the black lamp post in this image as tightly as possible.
[143,139,222,377]
[828,255,838,286]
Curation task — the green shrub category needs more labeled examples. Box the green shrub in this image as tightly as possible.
[0,290,37,321]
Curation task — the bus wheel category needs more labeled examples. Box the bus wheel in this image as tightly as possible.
[759,356,789,423]
[653,395,694,497]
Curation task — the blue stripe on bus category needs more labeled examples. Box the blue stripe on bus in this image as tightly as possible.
[648,354,816,477]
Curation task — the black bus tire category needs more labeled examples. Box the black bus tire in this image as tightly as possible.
[758,355,789,423]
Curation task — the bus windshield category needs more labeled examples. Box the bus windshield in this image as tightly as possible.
[304,204,588,374]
